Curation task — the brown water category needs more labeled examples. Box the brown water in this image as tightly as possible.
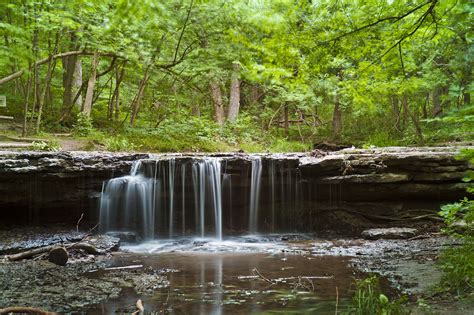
[90,241,354,314]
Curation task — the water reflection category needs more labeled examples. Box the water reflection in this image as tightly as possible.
[97,249,352,314]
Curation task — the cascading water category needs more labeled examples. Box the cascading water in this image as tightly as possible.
[99,161,156,239]
[248,157,262,234]
[99,155,307,241]
[100,157,224,241]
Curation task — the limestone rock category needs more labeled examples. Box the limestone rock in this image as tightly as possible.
[361,228,417,240]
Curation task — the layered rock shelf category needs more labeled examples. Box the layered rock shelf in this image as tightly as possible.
[0,147,471,232]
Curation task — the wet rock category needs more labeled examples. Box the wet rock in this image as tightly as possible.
[106,231,138,243]
[48,246,68,266]
[361,227,418,240]
[78,235,120,253]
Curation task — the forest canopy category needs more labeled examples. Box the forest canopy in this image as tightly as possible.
[0,0,472,152]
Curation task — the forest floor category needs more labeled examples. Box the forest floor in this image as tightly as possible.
[0,226,472,314]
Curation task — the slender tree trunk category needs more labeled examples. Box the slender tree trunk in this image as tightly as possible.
[227,63,241,122]
[35,33,59,134]
[331,72,343,142]
[402,96,424,143]
[432,87,443,117]
[109,62,126,120]
[284,104,289,137]
[209,80,225,127]
[130,65,151,126]
[82,51,99,116]
[331,96,342,141]
[22,71,32,137]
[73,58,82,107]
[391,96,401,132]
[464,92,471,105]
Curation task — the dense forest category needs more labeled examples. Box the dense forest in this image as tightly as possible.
[0,0,472,152]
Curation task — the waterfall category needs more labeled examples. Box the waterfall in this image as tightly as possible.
[192,158,223,240]
[268,160,276,233]
[99,155,309,240]
[100,157,223,241]
[248,157,262,234]
[99,160,156,239]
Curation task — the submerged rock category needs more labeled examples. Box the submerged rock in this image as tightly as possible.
[361,227,418,240]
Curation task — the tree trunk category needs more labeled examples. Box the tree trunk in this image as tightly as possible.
[22,71,32,137]
[35,33,59,134]
[284,104,289,137]
[82,51,99,116]
[62,54,77,111]
[391,96,401,132]
[432,87,443,117]
[402,96,424,143]
[210,80,225,127]
[331,96,342,141]
[227,63,240,122]
[109,62,126,120]
[130,65,151,126]
[464,92,471,105]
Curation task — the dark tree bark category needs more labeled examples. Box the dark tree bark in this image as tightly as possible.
[108,61,126,120]
[227,63,241,122]
[284,104,289,137]
[82,51,99,116]
[432,87,443,117]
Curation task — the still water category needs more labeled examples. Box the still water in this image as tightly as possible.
[92,237,354,314]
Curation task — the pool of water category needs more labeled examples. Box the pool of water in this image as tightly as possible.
[91,237,354,314]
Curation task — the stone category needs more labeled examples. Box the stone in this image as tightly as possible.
[361,228,418,240]
[105,231,137,243]
[48,246,69,266]
[78,235,120,252]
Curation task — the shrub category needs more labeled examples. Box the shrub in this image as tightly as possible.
[29,140,61,152]
[344,276,408,315]
[437,149,474,296]
[73,112,94,137]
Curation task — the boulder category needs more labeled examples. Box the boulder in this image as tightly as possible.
[361,227,418,240]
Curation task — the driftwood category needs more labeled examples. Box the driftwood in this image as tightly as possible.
[0,306,58,314]
[6,245,56,261]
[6,236,105,262]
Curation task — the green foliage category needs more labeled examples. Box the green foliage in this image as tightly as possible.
[0,0,472,149]
[73,113,94,137]
[29,140,61,152]
[344,276,408,315]
[104,136,138,152]
[439,239,474,295]
[438,149,474,296]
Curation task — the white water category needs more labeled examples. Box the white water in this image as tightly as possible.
[100,157,224,241]
[248,157,262,234]
[99,156,305,242]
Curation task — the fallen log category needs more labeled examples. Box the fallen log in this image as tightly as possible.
[0,306,58,314]
[6,245,56,261]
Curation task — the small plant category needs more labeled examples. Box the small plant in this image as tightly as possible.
[105,136,138,152]
[73,112,94,136]
[344,276,408,315]
[29,140,61,152]
[437,149,474,296]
